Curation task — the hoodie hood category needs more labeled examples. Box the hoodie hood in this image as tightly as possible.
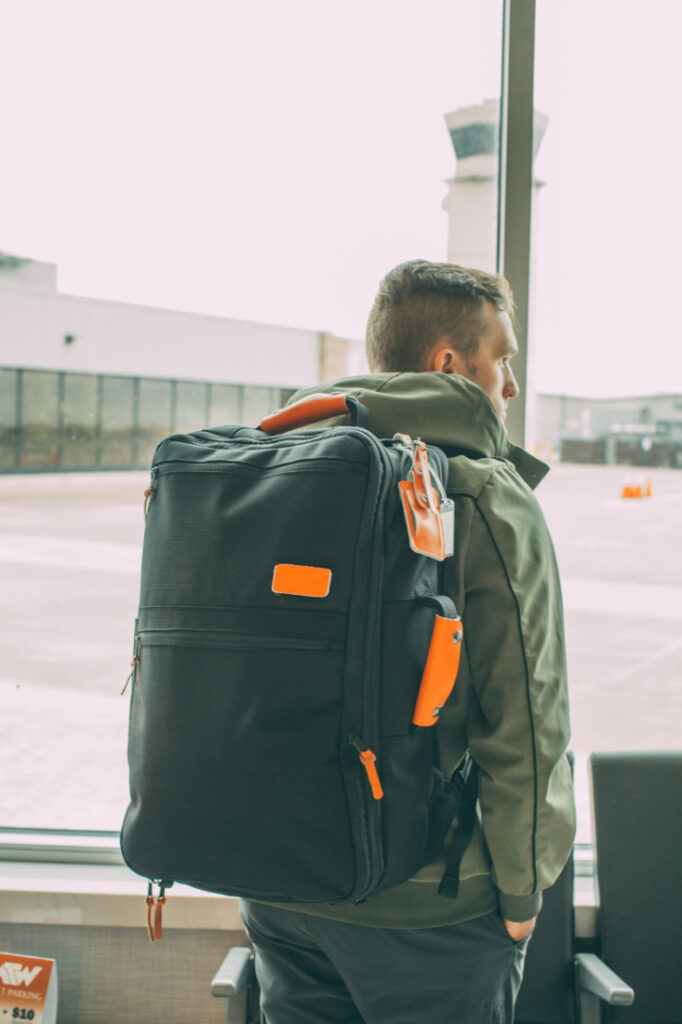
[291,372,549,490]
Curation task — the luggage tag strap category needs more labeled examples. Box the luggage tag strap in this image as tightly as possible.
[260,393,369,434]
[393,434,454,561]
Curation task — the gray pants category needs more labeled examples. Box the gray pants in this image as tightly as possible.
[240,900,531,1024]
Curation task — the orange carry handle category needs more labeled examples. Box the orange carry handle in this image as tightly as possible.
[412,615,463,727]
[261,393,354,434]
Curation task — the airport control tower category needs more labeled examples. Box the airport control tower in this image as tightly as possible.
[442,98,548,273]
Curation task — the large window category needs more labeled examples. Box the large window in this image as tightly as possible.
[0,368,286,474]
[62,373,98,468]
[0,369,18,468]
[138,378,173,460]
[100,377,135,468]
[5,2,676,853]
[20,371,60,469]
[1,2,505,832]
[532,2,682,838]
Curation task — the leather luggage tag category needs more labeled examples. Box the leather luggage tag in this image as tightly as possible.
[399,481,448,561]
[396,436,454,562]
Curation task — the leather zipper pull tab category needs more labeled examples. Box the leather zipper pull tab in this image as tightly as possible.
[146,881,167,942]
[121,636,140,695]
[144,468,159,519]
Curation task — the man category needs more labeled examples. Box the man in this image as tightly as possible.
[241,260,576,1023]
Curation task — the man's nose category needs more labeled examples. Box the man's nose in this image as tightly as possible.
[504,366,520,399]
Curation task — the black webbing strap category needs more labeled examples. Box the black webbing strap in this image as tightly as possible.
[438,756,480,900]
[345,395,370,429]
[416,593,459,619]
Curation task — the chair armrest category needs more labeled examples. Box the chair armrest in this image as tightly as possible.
[575,953,634,1006]
[211,946,255,997]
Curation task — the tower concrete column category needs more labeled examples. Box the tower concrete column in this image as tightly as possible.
[442,99,548,448]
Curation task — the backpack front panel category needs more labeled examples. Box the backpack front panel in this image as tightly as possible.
[123,428,389,901]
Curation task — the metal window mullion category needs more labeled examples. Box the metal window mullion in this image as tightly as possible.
[131,377,140,467]
[497,0,536,448]
[204,381,212,426]
[94,375,104,467]
[170,379,178,433]
[15,368,23,470]
[56,372,65,470]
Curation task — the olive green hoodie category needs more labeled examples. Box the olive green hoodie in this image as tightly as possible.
[258,371,576,928]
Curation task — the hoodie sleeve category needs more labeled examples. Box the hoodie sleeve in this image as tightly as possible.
[462,471,576,921]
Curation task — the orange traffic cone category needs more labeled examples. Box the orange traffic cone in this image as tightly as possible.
[621,480,643,499]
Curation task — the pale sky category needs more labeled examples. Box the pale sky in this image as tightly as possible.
[2,0,681,397]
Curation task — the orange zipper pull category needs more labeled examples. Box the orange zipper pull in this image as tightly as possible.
[146,881,167,942]
[350,738,384,800]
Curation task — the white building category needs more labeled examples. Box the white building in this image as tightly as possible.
[0,251,360,471]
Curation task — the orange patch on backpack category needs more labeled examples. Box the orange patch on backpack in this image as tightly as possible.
[272,564,332,598]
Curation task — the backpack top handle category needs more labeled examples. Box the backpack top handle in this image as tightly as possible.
[260,392,369,434]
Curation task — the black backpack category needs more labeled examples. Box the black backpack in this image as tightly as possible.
[121,392,477,932]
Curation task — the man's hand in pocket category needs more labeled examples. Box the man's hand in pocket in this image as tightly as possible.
[503,917,536,942]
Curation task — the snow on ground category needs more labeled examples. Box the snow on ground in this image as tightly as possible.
[1,679,130,831]
[2,465,681,841]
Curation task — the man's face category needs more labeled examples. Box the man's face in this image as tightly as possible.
[460,305,520,423]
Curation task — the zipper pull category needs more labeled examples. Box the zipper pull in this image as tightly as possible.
[143,467,158,519]
[145,880,168,942]
[349,736,384,800]
[121,636,140,695]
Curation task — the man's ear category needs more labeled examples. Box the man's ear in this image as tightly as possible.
[427,344,468,376]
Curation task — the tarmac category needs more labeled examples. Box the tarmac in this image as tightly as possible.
[1,463,681,839]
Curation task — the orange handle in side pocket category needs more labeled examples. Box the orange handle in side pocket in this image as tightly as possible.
[412,615,463,727]
[261,394,352,434]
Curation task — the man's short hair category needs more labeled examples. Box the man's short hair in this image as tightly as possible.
[365,260,515,373]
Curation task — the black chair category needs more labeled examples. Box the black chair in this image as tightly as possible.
[516,748,633,1024]
[215,750,682,1023]
[514,849,576,1023]
[585,751,682,1024]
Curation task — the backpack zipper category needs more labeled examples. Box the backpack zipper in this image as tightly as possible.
[122,631,335,694]
[135,630,336,651]
[343,431,393,897]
